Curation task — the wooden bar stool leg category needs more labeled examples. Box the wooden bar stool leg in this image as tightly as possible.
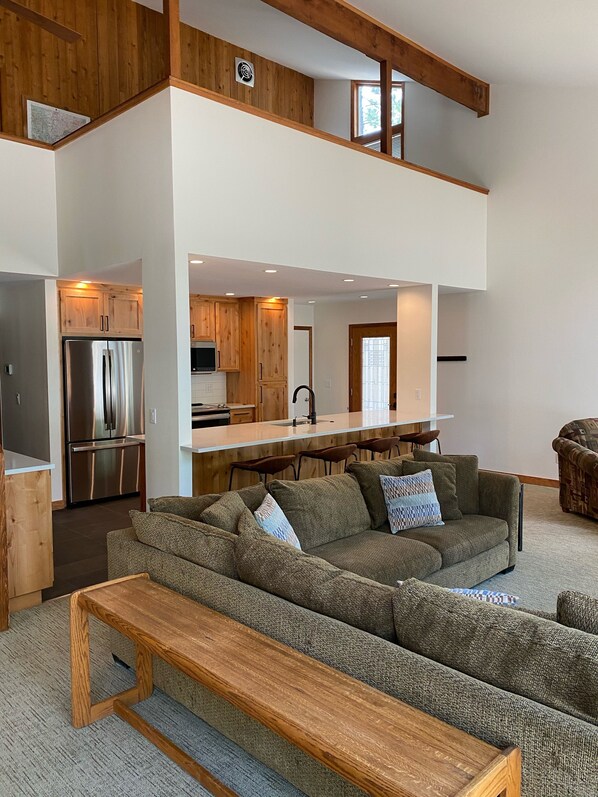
[228,466,237,491]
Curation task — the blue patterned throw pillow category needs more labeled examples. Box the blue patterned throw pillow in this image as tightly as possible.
[254,494,302,550]
[380,471,444,533]
[448,588,520,606]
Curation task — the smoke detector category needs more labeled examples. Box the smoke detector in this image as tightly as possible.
[235,58,255,87]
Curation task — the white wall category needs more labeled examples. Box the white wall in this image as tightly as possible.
[0,281,51,464]
[437,85,598,478]
[170,87,487,291]
[397,285,438,416]
[314,80,352,140]
[312,296,397,414]
[0,139,58,276]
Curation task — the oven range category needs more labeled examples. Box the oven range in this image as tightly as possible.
[191,403,231,429]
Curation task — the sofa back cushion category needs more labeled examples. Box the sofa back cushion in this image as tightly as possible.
[148,483,267,520]
[235,529,396,640]
[557,590,598,635]
[413,451,479,514]
[269,474,371,549]
[402,461,462,520]
[200,491,247,534]
[392,579,598,725]
[346,458,404,529]
[130,510,238,579]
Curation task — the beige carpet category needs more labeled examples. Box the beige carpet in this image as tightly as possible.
[481,484,598,611]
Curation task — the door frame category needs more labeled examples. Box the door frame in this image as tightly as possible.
[294,325,313,388]
[348,322,397,412]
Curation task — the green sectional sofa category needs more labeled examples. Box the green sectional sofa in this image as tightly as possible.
[106,454,598,795]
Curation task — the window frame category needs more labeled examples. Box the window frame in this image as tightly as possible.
[351,80,405,159]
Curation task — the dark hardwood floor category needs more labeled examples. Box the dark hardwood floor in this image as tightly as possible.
[43,496,139,601]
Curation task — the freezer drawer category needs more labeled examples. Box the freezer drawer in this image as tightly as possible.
[68,440,141,504]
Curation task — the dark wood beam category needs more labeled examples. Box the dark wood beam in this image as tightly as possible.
[379,60,393,155]
[0,448,8,632]
[163,0,181,79]
[260,0,489,116]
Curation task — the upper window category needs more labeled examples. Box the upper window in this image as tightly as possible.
[351,81,404,159]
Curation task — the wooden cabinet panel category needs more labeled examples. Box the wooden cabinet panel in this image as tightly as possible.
[215,301,240,371]
[6,470,53,600]
[230,408,255,425]
[257,302,288,382]
[190,299,215,341]
[259,383,288,422]
[60,288,106,335]
[106,290,143,336]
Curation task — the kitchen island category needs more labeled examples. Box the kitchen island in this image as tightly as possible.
[183,410,453,495]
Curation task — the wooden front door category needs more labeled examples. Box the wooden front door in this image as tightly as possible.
[349,323,397,412]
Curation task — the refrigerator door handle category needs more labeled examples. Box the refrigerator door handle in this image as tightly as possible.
[71,441,141,453]
[109,349,116,431]
[102,350,111,430]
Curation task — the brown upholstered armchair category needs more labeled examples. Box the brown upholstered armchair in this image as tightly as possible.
[552,419,598,519]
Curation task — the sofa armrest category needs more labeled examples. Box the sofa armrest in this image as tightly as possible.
[478,471,520,566]
[552,437,598,478]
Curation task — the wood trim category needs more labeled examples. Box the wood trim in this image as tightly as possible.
[9,590,42,613]
[379,62,393,156]
[168,78,489,194]
[52,499,67,511]
[515,474,559,489]
[351,80,405,159]
[348,323,397,413]
[0,0,82,43]
[164,0,181,79]
[0,131,54,150]
[0,447,8,631]
[260,0,489,116]
[294,326,313,389]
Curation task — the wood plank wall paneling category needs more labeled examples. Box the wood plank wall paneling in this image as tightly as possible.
[0,0,314,137]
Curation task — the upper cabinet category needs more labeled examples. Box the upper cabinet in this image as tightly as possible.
[214,300,240,372]
[190,298,215,341]
[256,300,288,382]
[59,283,143,338]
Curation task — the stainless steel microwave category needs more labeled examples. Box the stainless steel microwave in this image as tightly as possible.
[191,341,217,373]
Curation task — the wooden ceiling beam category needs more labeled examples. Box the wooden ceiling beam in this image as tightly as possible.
[260,0,489,116]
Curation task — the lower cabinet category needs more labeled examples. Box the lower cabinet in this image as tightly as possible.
[258,383,288,422]
[230,408,255,425]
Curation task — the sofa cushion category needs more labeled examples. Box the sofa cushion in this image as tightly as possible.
[308,530,442,586]
[148,483,267,520]
[380,472,444,533]
[403,460,462,521]
[399,514,508,568]
[392,579,598,725]
[130,510,237,579]
[235,530,396,640]
[269,474,371,549]
[557,590,598,635]
[413,451,479,514]
[346,458,404,529]
[254,494,301,549]
[200,491,247,534]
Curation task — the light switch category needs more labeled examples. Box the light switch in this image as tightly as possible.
[149,408,157,424]
[415,388,422,400]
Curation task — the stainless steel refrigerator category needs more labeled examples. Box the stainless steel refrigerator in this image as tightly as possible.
[64,339,144,505]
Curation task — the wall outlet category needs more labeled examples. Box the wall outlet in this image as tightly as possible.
[205,383,213,394]
[4,364,13,375]
[415,388,422,400]
[149,408,157,424]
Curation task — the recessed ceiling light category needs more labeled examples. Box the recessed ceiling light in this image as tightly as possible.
[264,269,278,273]
[225,292,235,296]
[389,283,399,288]
[81,280,91,284]
[343,279,355,283]
[308,300,316,304]
[360,295,368,299]
[190,259,204,264]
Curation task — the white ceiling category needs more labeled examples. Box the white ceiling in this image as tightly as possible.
[135,0,598,87]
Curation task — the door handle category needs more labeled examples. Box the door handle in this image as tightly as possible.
[100,315,104,332]
[102,352,110,429]
[105,315,110,333]
[218,350,221,368]
[72,441,141,453]
[109,349,116,430]
[191,324,195,338]
[259,362,263,380]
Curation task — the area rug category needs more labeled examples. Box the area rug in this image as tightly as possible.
[0,598,303,797]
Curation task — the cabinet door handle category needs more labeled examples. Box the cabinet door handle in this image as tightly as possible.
[260,386,263,404]
[191,324,195,338]
[100,315,104,332]
[259,362,263,380]
[105,315,110,333]
[218,350,221,368]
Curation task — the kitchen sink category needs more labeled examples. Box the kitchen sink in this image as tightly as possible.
[270,419,334,427]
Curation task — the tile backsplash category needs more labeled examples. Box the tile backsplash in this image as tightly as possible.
[191,372,227,404]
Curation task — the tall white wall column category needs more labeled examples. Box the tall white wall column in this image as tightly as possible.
[142,249,192,500]
[396,285,439,418]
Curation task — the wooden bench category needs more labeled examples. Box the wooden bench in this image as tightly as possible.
[70,574,521,797]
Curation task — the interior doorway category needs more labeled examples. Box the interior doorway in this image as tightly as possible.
[293,326,313,416]
[349,323,397,412]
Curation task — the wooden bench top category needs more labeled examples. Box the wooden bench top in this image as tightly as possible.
[74,575,520,797]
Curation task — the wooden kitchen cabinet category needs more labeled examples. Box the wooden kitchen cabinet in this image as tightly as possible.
[190,298,215,341]
[258,383,288,422]
[215,300,240,371]
[59,283,143,338]
[257,300,288,382]
[229,407,255,425]
[59,287,106,335]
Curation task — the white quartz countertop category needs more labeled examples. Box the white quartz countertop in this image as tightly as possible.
[180,411,453,454]
[4,450,55,476]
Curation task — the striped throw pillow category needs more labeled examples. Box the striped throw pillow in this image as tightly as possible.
[380,471,444,533]
[448,588,520,606]
[254,494,302,550]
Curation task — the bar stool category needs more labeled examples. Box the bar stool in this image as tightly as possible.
[397,429,441,454]
[228,454,297,490]
[356,436,401,461]
[297,444,358,478]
